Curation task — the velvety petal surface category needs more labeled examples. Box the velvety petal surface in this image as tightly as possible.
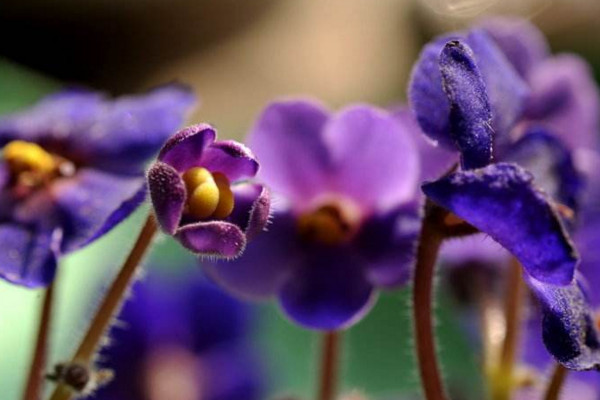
[176,221,246,259]
[201,141,259,182]
[439,40,493,169]
[228,184,270,240]
[158,124,216,172]
[247,99,331,206]
[423,163,578,285]
[147,161,186,234]
[279,246,376,330]
[324,105,420,210]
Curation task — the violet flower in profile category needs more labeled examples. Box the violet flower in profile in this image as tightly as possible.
[147,124,270,259]
[409,18,600,370]
[94,269,263,400]
[205,99,422,330]
[0,86,195,287]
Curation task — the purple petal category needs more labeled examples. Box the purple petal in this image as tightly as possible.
[0,223,61,287]
[527,277,600,370]
[248,99,331,206]
[228,184,270,240]
[279,247,376,330]
[324,105,420,210]
[147,161,186,235]
[176,221,246,259]
[439,40,493,169]
[158,124,216,172]
[201,141,259,182]
[203,213,298,299]
[523,55,600,150]
[480,17,549,78]
[440,234,510,268]
[51,169,146,252]
[423,163,578,285]
[355,200,421,288]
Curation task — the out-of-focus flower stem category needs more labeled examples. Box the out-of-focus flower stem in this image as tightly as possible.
[543,363,568,400]
[49,213,158,400]
[317,331,341,400]
[23,280,56,400]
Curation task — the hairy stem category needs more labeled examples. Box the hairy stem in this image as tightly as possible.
[317,331,342,400]
[23,280,56,400]
[543,363,568,400]
[49,213,158,400]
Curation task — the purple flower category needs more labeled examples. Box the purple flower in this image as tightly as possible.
[409,18,600,369]
[147,124,270,259]
[94,269,264,400]
[204,99,422,330]
[0,86,195,287]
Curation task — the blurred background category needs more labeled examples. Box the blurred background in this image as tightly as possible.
[0,0,598,398]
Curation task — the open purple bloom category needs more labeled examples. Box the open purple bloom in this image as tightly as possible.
[0,86,195,287]
[147,124,270,259]
[204,99,421,330]
[94,269,264,400]
[410,18,600,369]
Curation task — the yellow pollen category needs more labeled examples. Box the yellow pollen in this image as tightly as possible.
[182,167,235,220]
[3,140,56,175]
[297,203,357,245]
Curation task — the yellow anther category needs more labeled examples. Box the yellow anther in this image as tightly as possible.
[297,204,357,245]
[212,173,235,219]
[182,167,213,193]
[3,140,56,174]
[188,181,220,219]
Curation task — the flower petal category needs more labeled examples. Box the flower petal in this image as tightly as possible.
[203,213,298,300]
[439,40,493,169]
[51,169,146,252]
[279,247,376,330]
[228,184,271,240]
[527,277,600,370]
[324,105,420,210]
[248,99,331,206]
[147,161,186,235]
[201,141,259,182]
[176,221,246,259]
[158,124,216,172]
[423,163,578,285]
[0,223,61,287]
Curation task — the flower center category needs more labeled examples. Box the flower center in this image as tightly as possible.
[297,201,360,245]
[182,167,235,220]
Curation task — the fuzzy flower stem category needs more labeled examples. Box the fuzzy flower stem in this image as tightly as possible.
[317,331,342,400]
[543,363,568,400]
[23,280,56,400]
[49,213,158,400]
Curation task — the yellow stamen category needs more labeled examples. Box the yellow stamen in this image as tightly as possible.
[212,173,235,219]
[3,140,56,175]
[182,167,213,194]
[182,167,235,220]
[297,203,357,245]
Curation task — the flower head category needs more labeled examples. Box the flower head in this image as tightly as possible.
[204,99,422,330]
[147,124,270,259]
[0,86,195,287]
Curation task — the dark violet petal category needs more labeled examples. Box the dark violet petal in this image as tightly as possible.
[440,234,510,268]
[51,169,145,252]
[439,40,493,169]
[228,184,270,240]
[356,200,421,288]
[201,140,259,181]
[523,55,600,150]
[176,221,246,259]
[158,124,216,172]
[527,277,600,370]
[248,99,331,205]
[504,127,582,211]
[203,213,298,300]
[480,17,549,78]
[147,161,186,235]
[423,163,578,285]
[324,105,420,210]
[279,247,376,330]
[0,223,61,287]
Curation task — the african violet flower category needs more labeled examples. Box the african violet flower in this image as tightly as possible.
[204,99,422,330]
[147,124,270,258]
[0,86,195,287]
[94,268,264,400]
[409,18,600,370]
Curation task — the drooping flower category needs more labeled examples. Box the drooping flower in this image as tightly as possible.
[0,86,195,287]
[93,268,264,400]
[204,99,422,330]
[409,18,600,369]
[147,124,270,259]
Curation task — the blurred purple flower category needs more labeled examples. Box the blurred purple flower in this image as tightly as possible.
[0,86,195,287]
[147,124,270,259]
[204,99,422,330]
[94,269,264,400]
